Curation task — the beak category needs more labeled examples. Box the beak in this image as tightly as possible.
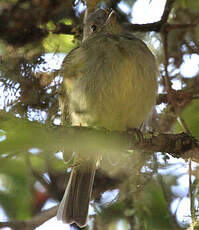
[105,10,117,25]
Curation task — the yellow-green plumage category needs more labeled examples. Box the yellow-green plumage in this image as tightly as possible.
[63,34,157,130]
[57,9,158,227]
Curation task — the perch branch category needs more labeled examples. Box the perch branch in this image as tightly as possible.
[0,206,58,230]
[0,112,199,162]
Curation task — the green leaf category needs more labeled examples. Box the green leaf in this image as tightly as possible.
[0,158,32,219]
[43,34,76,53]
[175,100,199,138]
[135,181,174,230]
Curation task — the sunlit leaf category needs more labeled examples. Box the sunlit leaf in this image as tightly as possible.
[43,34,76,53]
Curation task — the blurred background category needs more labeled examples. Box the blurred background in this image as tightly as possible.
[0,0,199,229]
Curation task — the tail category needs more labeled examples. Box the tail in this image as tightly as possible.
[57,159,96,227]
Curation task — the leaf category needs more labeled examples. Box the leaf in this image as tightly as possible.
[43,34,76,53]
[175,100,199,138]
[135,182,173,230]
[0,158,32,219]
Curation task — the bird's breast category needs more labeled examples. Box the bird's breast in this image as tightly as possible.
[68,35,157,130]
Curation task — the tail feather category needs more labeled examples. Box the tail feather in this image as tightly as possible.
[57,160,96,227]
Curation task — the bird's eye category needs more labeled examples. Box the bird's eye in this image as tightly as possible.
[90,25,97,32]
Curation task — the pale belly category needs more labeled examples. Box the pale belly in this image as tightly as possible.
[67,35,157,131]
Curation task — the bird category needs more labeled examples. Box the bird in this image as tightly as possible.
[57,8,158,227]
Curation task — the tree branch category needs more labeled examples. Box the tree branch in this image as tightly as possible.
[0,112,199,162]
[1,0,198,46]
[0,206,58,230]
[157,87,199,105]
[54,0,196,36]
[124,0,175,32]
[160,0,175,24]
[52,0,198,35]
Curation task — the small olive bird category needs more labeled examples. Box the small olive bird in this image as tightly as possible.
[57,9,158,227]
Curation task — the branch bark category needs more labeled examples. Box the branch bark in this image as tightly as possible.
[0,206,58,230]
[0,112,199,162]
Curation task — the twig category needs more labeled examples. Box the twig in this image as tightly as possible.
[177,116,191,134]
[124,21,162,32]
[162,29,172,92]
[176,107,196,222]
[160,1,175,93]
[160,0,175,24]
[118,21,198,33]
[31,169,50,190]
[157,91,199,105]
[124,0,175,32]
[0,206,58,230]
